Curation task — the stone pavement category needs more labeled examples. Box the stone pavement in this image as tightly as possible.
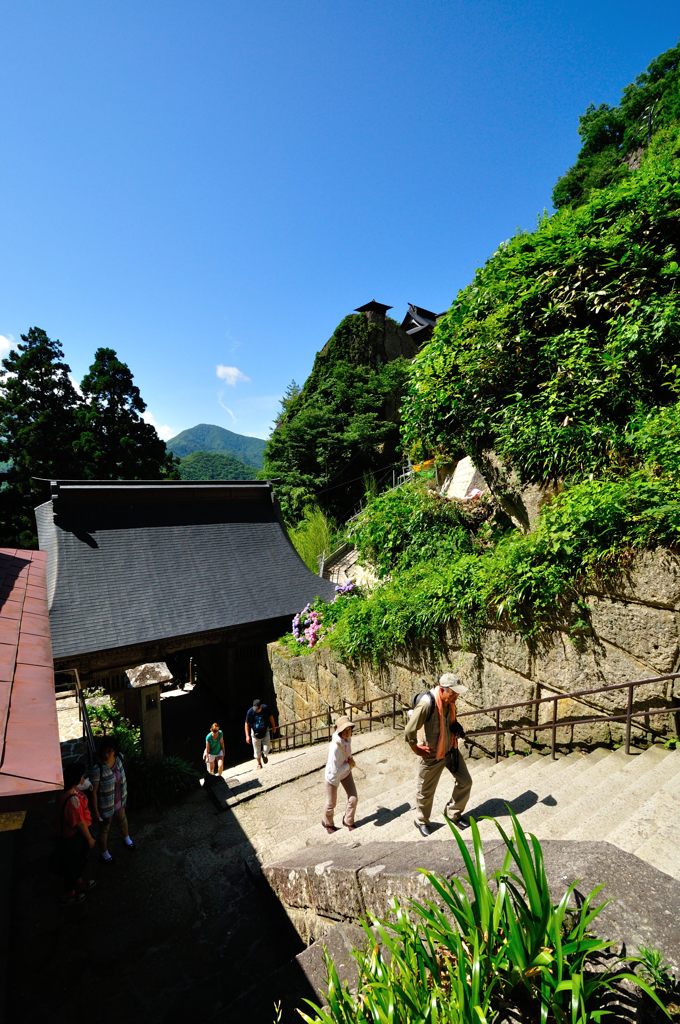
[8,727,680,1023]
[6,727,397,1024]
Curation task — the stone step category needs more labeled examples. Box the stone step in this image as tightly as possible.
[440,748,610,840]
[334,747,636,848]
[227,734,680,880]
[606,774,680,854]
[262,749,544,851]
[239,745,599,855]
[466,747,678,852]
[512,746,670,840]
[560,748,680,843]
[230,735,419,861]
[233,734,415,836]
[464,748,584,808]
[220,726,399,806]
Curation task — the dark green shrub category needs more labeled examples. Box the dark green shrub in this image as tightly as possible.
[126,754,199,808]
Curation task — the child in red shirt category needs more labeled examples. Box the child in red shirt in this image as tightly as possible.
[55,762,96,904]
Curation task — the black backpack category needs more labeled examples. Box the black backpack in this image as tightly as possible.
[251,707,268,739]
[410,690,435,720]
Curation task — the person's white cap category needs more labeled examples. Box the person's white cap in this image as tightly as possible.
[438,672,468,695]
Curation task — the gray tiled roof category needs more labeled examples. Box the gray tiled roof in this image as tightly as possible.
[36,481,336,661]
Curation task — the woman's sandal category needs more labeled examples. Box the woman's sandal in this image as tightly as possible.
[321,822,339,834]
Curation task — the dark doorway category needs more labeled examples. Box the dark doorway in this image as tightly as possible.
[162,639,277,769]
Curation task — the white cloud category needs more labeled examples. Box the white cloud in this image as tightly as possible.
[0,334,15,359]
[216,364,250,387]
[69,373,83,397]
[142,410,177,441]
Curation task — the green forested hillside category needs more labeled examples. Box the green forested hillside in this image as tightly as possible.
[279,43,680,667]
[263,313,412,524]
[167,423,266,467]
[177,450,255,480]
[402,124,680,486]
[0,329,177,547]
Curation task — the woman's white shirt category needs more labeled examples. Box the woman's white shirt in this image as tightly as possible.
[325,733,352,786]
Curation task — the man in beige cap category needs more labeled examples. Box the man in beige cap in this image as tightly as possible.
[405,672,472,837]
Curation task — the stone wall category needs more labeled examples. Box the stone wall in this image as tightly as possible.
[263,841,680,971]
[269,548,680,751]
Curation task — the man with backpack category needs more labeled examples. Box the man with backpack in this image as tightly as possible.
[245,698,278,769]
[405,672,473,837]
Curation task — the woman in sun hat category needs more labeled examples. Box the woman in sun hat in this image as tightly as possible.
[322,715,358,833]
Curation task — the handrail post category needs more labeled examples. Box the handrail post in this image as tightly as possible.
[551,697,558,759]
[535,683,541,746]
[392,693,396,729]
[495,709,500,763]
[369,699,373,733]
[626,683,634,754]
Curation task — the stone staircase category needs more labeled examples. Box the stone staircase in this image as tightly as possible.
[220,729,680,1021]
[217,727,680,881]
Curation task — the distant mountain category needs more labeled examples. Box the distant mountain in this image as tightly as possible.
[167,424,267,468]
[178,450,256,481]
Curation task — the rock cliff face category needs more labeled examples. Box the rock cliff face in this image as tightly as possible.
[269,548,680,751]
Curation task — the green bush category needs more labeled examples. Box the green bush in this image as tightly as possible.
[298,812,664,1023]
[87,694,142,760]
[401,128,680,487]
[289,505,337,573]
[347,482,483,578]
[125,753,199,808]
[628,401,680,481]
[278,458,680,664]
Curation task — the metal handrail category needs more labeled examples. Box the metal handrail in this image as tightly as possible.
[342,693,399,733]
[271,692,401,754]
[59,667,97,763]
[457,671,680,762]
[270,671,679,760]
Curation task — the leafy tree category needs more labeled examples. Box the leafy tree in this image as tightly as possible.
[264,314,412,524]
[76,347,178,479]
[265,357,409,523]
[553,42,680,208]
[0,327,83,546]
[273,379,302,430]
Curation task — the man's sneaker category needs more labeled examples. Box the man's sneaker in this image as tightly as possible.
[100,850,113,863]
[447,814,470,830]
[124,836,135,849]
[262,754,268,764]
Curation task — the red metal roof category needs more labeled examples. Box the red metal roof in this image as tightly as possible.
[0,548,62,806]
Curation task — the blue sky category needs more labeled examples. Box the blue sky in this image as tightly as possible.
[1,3,677,441]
